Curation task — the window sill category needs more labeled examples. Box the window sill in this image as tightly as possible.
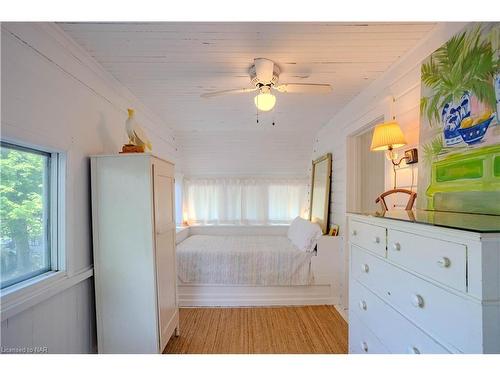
[186,223,291,227]
[0,267,93,320]
[2,270,67,297]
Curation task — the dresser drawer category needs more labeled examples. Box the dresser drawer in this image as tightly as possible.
[349,312,389,354]
[387,229,467,292]
[351,245,482,353]
[350,279,450,354]
[350,220,386,257]
[351,244,383,289]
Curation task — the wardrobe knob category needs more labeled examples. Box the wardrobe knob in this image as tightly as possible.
[361,341,369,353]
[360,263,369,273]
[373,236,380,244]
[408,346,421,354]
[437,257,451,268]
[359,300,367,310]
[412,294,425,308]
[352,230,358,236]
[393,242,401,251]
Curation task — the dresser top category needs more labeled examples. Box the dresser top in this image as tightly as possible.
[349,209,500,233]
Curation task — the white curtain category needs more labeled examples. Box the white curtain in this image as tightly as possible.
[183,177,308,225]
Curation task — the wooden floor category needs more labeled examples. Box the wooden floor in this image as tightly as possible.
[164,305,348,354]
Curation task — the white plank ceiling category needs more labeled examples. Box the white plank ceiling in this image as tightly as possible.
[59,22,436,176]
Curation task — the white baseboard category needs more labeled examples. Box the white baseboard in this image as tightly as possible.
[178,284,336,307]
[334,305,349,322]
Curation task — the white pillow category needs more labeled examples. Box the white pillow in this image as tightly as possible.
[287,216,323,252]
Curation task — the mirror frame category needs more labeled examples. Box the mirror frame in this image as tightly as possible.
[309,153,332,234]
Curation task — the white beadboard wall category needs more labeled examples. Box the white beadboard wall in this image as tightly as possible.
[0,23,177,353]
[314,22,468,231]
[311,22,468,315]
[1,278,95,353]
[176,129,314,177]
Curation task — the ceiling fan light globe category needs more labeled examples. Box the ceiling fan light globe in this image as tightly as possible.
[254,93,276,112]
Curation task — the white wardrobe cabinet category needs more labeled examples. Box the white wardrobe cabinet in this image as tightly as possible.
[90,154,179,353]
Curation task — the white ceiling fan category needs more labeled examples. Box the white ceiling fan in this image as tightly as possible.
[200,58,332,112]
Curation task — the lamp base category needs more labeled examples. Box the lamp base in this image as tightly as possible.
[120,144,145,153]
[386,149,398,161]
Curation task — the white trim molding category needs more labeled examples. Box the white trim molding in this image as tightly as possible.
[0,266,93,320]
[178,284,336,307]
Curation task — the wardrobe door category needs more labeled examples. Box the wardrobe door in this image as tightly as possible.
[152,160,177,350]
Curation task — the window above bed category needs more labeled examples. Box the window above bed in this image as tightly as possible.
[183,177,308,225]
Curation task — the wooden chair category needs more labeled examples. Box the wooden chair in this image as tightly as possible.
[375,189,417,211]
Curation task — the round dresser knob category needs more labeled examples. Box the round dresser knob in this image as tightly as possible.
[359,300,367,310]
[352,230,358,236]
[360,263,369,273]
[408,346,421,354]
[373,236,380,244]
[437,257,451,268]
[393,242,401,251]
[412,294,425,308]
[361,341,368,352]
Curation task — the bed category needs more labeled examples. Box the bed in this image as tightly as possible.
[175,224,344,308]
[177,234,315,286]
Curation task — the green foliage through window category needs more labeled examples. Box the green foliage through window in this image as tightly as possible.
[1,142,51,288]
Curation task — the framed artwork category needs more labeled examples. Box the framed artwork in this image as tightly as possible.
[417,23,500,215]
[329,224,339,236]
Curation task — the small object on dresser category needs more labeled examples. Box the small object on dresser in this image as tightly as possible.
[120,143,145,153]
[329,224,339,236]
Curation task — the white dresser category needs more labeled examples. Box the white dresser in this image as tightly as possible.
[348,211,500,354]
[91,154,179,353]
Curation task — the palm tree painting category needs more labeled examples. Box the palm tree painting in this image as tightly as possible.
[417,23,500,215]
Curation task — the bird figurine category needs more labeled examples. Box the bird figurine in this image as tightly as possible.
[123,108,152,153]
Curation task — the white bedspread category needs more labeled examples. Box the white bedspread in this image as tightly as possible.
[176,235,315,286]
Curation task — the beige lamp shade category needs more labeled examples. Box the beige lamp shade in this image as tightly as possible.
[370,121,407,151]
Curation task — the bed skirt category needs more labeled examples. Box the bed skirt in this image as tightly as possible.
[176,235,315,286]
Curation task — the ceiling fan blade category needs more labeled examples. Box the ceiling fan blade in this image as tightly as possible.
[254,58,275,84]
[201,87,258,98]
[274,83,332,94]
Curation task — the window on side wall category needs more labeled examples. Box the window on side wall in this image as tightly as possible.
[1,141,61,289]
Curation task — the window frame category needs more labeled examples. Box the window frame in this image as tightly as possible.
[0,140,65,292]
